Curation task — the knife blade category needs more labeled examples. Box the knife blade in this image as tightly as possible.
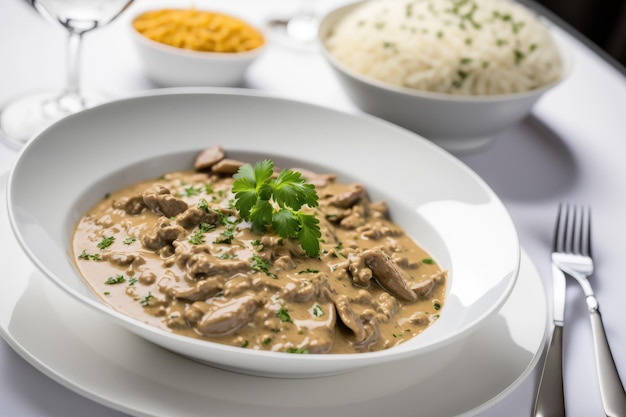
[532,263,567,417]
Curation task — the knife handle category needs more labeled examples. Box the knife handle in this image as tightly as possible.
[533,324,566,417]
[588,308,626,417]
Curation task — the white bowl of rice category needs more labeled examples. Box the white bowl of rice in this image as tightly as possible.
[319,0,572,152]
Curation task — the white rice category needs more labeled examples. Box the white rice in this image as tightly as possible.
[325,0,563,96]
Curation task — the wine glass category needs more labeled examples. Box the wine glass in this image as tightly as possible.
[0,0,134,150]
[266,0,320,51]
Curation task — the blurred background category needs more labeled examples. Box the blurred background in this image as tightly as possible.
[16,0,626,69]
[532,0,626,68]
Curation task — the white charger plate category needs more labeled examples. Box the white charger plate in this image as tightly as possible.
[0,172,547,417]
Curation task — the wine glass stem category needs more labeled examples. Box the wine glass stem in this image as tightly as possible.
[56,30,85,112]
[67,31,82,97]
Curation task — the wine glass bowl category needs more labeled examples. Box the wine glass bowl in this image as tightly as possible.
[34,0,134,25]
[0,0,134,150]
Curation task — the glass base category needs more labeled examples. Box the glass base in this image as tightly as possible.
[266,16,319,52]
[0,90,107,150]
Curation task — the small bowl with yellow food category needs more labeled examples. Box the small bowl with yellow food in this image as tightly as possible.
[131,8,266,87]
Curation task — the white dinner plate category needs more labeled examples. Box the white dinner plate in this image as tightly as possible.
[0,171,547,417]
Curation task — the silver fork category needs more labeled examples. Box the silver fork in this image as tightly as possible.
[553,203,626,417]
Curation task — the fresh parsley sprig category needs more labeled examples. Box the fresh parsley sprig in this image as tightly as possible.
[232,160,321,257]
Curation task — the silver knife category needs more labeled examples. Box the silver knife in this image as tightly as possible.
[533,263,567,417]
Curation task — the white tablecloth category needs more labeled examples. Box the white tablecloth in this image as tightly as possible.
[1,0,625,416]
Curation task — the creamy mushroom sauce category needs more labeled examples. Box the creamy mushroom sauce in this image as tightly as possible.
[73,155,446,354]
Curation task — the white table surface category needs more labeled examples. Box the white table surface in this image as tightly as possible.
[1,0,625,416]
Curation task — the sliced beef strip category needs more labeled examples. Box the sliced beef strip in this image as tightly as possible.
[176,206,220,229]
[329,184,365,208]
[164,277,223,302]
[186,252,251,279]
[143,185,188,218]
[141,217,185,250]
[112,195,146,215]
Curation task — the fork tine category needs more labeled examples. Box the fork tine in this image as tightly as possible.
[556,203,592,257]
[581,205,592,257]
[570,204,591,256]
[564,203,575,254]
[569,204,582,255]
[553,203,566,252]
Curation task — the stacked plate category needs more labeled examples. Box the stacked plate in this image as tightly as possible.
[1,90,546,416]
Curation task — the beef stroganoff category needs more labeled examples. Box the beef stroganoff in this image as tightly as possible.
[72,146,446,354]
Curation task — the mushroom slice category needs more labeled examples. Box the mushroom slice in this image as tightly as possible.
[194,145,225,170]
[328,292,366,342]
[411,271,447,297]
[195,295,260,336]
[211,158,244,175]
[335,297,366,342]
[410,279,435,298]
[362,247,417,302]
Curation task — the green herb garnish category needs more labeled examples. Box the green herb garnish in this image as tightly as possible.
[277,307,293,323]
[297,268,320,274]
[184,186,201,197]
[284,347,309,354]
[251,254,277,279]
[140,292,153,306]
[105,274,126,285]
[214,227,234,244]
[78,250,101,261]
[312,304,324,317]
[189,222,216,245]
[197,199,210,212]
[97,236,115,250]
[232,160,321,257]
